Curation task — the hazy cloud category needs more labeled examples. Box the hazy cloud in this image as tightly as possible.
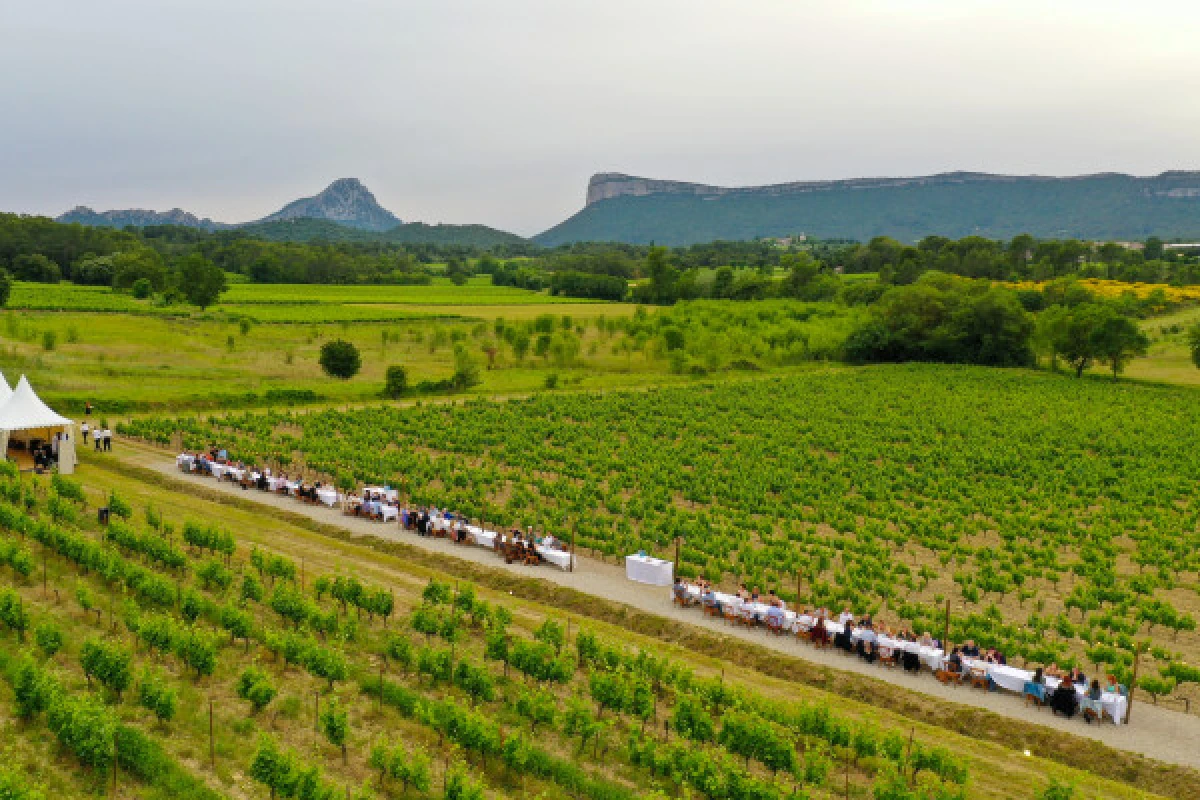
[2,0,1199,235]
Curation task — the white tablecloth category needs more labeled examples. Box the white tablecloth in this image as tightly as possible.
[364,486,399,502]
[466,526,498,548]
[380,506,398,522]
[538,546,573,571]
[316,488,339,507]
[625,554,673,586]
[267,477,291,491]
[965,660,1127,724]
[177,454,195,471]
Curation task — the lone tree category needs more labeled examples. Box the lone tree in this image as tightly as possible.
[1188,323,1200,369]
[0,269,11,307]
[319,340,362,380]
[177,253,228,309]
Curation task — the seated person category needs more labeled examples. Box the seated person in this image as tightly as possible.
[838,607,854,626]
[1081,679,1104,722]
[1070,666,1087,686]
[811,614,830,644]
[835,623,855,653]
[918,631,935,649]
[961,639,980,658]
[1104,675,1120,695]
[702,587,721,613]
[945,647,963,673]
[765,603,785,629]
[1045,662,1063,680]
[1050,679,1079,718]
[672,577,688,600]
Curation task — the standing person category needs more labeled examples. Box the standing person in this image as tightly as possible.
[94,427,102,451]
[85,401,93,417]
[103,428,112,451]
[80,421,90,444]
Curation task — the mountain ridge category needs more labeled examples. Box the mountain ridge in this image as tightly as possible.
[534,170,1200,245]
[52,179,527,245]
[56,177,402,232]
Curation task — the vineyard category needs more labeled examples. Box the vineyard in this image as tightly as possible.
[120,365,1200,710]
[0,466,1054,800]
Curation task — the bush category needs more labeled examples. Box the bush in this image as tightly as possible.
[237,666,277,713]
[137,668,177,722]
[384,365,408,399]
[131,278,152,299]
[34,622,64,658]
[319,340,362,380]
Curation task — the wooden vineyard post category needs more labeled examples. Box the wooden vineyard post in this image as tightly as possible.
[674,536,681,573]
[315,692,320,738]
[1127,645,1141,724]
[942,597,951,654]
[906,726,914,786]
[796,571,802,607]
[209,698,215,769]
[844,747,850,799]
[570,527,575,572]
[379,659,385,711]
[112,726,118,798]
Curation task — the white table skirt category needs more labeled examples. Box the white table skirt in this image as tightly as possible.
[316,488,338,507]
[625,554,673,586]
[364,486,399,502]
[380,506,398,522]
[177,454,195,471]
[539,546,573,571]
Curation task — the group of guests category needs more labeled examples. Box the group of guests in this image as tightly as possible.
[344,488,400,520]
[1025,664,1121,722]
[670,580,1124,723]
[79,422,113,451]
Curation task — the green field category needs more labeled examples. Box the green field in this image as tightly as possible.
[122,365,1200,711]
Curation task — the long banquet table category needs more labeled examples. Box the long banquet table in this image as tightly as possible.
[963,659,1128,724]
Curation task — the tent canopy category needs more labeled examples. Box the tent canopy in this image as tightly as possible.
[0,375,73,432]
[0,372,12,408]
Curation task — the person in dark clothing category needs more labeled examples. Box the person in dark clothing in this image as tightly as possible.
[1050,680,1079,718]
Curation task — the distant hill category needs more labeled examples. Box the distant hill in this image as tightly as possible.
[241,217,529,247]
[254,177,401,231]
[57,206,225,230]
[54,178,527,246]
[535,171,1200,245]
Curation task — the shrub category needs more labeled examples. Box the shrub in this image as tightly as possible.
[384,365,408,398]
[34,622,64,658]
[137,668,178,722]
[319,340,362,380]
[131,278,152,299]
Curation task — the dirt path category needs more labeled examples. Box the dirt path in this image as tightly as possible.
[115,445,1200,771]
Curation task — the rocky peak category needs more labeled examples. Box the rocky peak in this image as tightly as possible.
[256,178,401,231]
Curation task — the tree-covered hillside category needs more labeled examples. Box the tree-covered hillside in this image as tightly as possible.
[536,173,1200,246]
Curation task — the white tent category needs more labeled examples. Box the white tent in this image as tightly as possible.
[0,375,77,474]
[0,372,13,408]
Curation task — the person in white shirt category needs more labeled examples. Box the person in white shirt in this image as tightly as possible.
[838,607,854,626]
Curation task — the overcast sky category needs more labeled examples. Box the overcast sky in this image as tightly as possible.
[3,0,1199,235]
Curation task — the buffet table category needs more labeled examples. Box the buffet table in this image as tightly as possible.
[625,554,674,586]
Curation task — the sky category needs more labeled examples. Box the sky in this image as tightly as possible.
[3,0,1200,236]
